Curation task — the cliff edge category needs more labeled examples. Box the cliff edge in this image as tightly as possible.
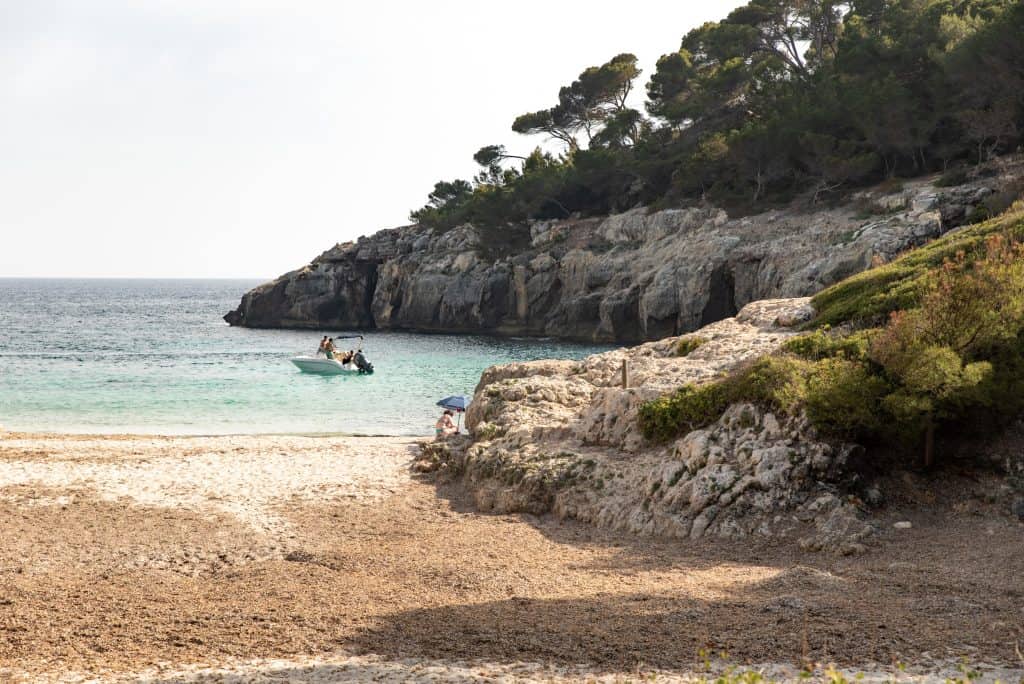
[225,164,1021,342]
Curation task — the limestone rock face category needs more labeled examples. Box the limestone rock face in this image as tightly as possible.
[225,161,1024,341]
[223,236,388,329]
[424,298,875,554]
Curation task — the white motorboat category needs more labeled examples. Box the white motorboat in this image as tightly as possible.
[290,356,361,375]
[291,343,375,375]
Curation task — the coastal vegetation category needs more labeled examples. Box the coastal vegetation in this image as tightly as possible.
[639,200,1024,466]
[412,0,1024,238]
[675,335,708,357]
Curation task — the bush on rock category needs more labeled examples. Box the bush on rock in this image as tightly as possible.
[642,208,1024,467]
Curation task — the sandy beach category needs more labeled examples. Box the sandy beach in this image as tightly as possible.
[1,431,1022,683]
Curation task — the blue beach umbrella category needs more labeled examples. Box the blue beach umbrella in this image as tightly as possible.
[436,394,471,432]
[436,395,471,412]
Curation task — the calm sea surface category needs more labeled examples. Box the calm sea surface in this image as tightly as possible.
[0,279,609,436]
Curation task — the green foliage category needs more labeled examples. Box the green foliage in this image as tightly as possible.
[782,329,872,361]
[644,225,1024,467]
[799,132,878,198]
[512,53,641,152]
[512,109,580,153]
[864,232,1024,455]
[411,0,1024,245]
[803,357,890,438]
[638,356,811,442]
[639,382,735,443]
[727,355,810,415]
[676,336,708,357]
[811,203,1024,327]
[943,2,1024,163]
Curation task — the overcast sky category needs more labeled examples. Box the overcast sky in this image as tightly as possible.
[1,1,744,278]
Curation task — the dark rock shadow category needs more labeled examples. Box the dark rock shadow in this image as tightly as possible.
[420,475,814,575]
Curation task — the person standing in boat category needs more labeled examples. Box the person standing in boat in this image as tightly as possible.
[318,336,329,357]
[324,338,336,359]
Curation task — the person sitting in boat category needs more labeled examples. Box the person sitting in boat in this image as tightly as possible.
[435,410,457,438]
[318,336,329,357]
[340,349,355,365]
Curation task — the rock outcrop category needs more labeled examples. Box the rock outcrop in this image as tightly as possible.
[417,298,875,554]
[226,163,1023,342]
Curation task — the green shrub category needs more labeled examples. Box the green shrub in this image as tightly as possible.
[876,235,1024,357]
[676,335,708,357]
[803,358,889,439]
[638,356,812,442]
[638,382,736,442]
[643,225,1024,459]
[811,203,1024,328]
[782,329,873,361]
[860,237,1024,462]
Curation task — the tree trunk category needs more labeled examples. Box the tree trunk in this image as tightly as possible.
[545,197,572,218]
[923,421,935,469]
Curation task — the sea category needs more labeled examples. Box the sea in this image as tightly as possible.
[0,279,610,436]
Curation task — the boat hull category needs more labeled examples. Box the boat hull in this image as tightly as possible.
[290,356,361,375]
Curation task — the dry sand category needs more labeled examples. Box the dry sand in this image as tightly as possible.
[1,432,1022,683]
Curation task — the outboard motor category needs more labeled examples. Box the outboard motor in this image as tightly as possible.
[353,350,374,374]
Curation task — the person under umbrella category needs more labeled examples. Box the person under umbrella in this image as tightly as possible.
[435,395,470,435]
[435,410,457,437]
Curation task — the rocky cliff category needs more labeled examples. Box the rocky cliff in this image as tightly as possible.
[225,165,1021,342]
[416,298,875,554]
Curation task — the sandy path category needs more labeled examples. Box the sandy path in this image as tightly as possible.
[1,433,1022,683]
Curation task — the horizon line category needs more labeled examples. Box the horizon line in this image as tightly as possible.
[0,275,271,280]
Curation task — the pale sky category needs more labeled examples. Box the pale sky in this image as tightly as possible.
[1,1,744,278]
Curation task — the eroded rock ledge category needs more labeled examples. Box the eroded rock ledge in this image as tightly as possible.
[419,298,874,554]
[226,163,1022,342]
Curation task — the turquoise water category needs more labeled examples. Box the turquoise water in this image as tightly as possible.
[0,279,609,436]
